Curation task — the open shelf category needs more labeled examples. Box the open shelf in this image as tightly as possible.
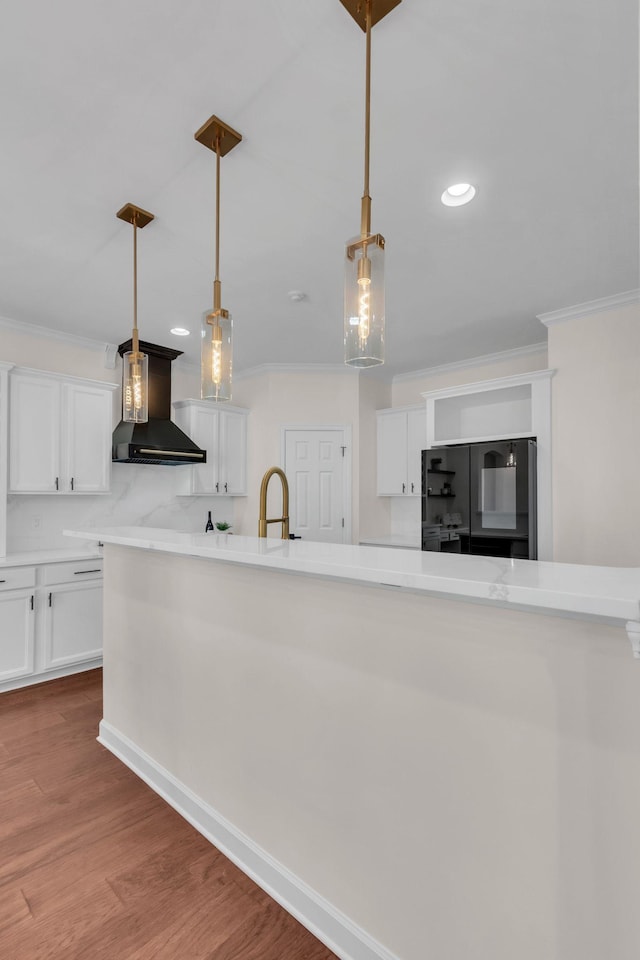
[427,493,456,498]
[427,469,455,475]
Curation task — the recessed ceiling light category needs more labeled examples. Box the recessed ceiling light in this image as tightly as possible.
[441,183,476,207]
[170,327,190,336]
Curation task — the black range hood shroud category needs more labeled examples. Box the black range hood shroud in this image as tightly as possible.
[112,340,207,466]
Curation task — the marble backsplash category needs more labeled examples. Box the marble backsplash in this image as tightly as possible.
[6,463,234,553]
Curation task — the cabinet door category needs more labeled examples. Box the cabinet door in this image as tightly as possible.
[43,582,103,670]
[63,383,112,493]
[9,373,61,492]
[376,411,408,496]
[218,410,247,495]
[406,408,427,496]
[0,591,35,682]
[189,406,219,494]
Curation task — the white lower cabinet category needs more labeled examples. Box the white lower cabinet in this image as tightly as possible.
[44,581,103,670]
[0,590,36,683]
[0,558,103,692]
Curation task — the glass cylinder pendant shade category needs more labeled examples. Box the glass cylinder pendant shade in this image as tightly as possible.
[201,310,233,401]
[344,236,385,367]
[122,350,149,422]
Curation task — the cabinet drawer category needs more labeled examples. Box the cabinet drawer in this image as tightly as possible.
[41,560,103,586]
[0,567,36,592]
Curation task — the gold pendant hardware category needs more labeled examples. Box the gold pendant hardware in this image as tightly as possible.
[346,233,385,260]
[339,0,402,31]
[194,116,243,157]
[116,204,155,229]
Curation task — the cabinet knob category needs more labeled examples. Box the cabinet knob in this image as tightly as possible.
[224,482,228,493]
[402,482,406,493]
[411,482,415,493]
[216,482,219,493]
[48,592,52,607]
[55,477,59,490]
[30,595,34,611]
[70,477,74,491]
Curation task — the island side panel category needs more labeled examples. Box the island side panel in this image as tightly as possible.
[101,543,640,960]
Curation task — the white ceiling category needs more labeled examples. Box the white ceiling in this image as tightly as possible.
[0,0,637,377]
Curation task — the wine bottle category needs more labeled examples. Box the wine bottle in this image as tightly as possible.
[205,511,214,532]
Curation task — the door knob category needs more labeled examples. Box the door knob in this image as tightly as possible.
[288,534,301,540]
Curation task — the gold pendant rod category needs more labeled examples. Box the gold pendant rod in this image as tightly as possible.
[361,0,372,238]
[213,135,222,313]
[132,218,139,353]
[215,135,221,285]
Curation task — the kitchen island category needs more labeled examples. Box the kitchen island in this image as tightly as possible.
[65,526,640,960]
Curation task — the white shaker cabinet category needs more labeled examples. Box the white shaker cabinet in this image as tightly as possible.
[8,368,116,494]
[0,575,36,684]
[43,581,103,670]
[0,558,103,692]
[173,400,248,496]
[376,406,426,496]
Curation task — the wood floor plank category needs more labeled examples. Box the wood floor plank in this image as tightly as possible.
[206,902,336,960]
[0,886,32,934]
[21,806,183,919]
[0,669,338,960]
[0,670,100,707]
[0,777,44,806]
[125,879,264,960]
[1,879,124,960]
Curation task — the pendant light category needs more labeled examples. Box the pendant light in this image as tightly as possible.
[341,0,401,368]
[117,203,154,423]
[195,115,242,401]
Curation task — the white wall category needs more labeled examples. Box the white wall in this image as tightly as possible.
[0,323,233,551]
[547,300,640,565]
[232,367,362,539]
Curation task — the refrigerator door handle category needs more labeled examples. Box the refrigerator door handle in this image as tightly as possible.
[527,439,538,560]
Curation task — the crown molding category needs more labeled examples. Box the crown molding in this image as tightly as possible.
[0,314,118,358]
[537,290,640,327]
[11,365,118,390]
[234,362,360,381]
[392,342,548,385]
[420,368,555,402]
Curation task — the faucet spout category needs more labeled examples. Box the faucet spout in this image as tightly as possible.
[258,467,290,539]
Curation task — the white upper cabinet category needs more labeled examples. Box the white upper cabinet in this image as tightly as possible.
[9,369,116,494]
[63,382,113,492]
[218,409,247,495]
[422,371,554,447]
[173,400,248,496]
[9,372,60,493]
[376,406,426,497]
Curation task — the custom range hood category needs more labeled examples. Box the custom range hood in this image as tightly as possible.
[112,340,207,466]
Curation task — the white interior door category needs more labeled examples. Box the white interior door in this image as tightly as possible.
[284,429,347,543]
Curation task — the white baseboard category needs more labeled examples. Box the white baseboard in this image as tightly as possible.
[98,720,400,960]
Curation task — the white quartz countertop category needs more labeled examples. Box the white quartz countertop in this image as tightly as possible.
[64,525,640,623]
[0,547,103,568]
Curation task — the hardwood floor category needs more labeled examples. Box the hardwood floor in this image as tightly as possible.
[0,670,337,960]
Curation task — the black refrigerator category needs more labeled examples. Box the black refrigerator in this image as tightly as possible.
[421,439,537,560]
